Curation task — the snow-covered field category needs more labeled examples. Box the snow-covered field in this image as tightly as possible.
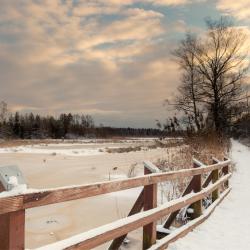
[0,138,157,156]
[168,140,250,250]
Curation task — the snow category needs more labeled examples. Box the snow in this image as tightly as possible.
[167,140,250,250]
[7,176,19,187]
[0,175,36,197]
[0,183,37,198]
[104,174,128,181]
[156,225,172,234]
[0,145,105,156]
[0,138,180,157]
[144,161,161,173]
[107,187,142,199]
[186,208,194,214]
[0,138,158,156]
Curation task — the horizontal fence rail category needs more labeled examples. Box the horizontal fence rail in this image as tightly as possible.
[0,160,230,215]
[0,158,231,250]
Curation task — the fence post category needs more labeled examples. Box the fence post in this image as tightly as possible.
[0,167,25,250]
[143,164,158,250]
[223,157,229,188]
[0,210,25,250]
[190,159,202,219]
[211,158,219,202]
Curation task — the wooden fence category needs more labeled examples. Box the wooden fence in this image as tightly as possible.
[0,157,231,250]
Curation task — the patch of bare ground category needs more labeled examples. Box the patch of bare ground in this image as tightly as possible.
[0,139,54,148]
[106,138,184,153]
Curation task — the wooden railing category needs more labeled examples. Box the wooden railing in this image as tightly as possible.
[0,157,231,250]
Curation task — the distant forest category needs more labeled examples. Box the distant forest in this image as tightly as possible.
[0,102,162,139]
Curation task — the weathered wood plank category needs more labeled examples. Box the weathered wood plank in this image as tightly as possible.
[0,180,25,250]
[143,167,157,249]
[0,210,25,250]
[190,161,202,219]
[0,160,231,215]
[36,174,231,250]
[212,159,219,202]
[223,157,229,188]
[202,172,213,188]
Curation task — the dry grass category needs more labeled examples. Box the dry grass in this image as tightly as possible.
[155,133,231,205]
[0,137,154,148]
[0,139,51,148]
[106,146,142,153]
[127,163,137,178]
[106,139,184,154]
[156,133,230,172]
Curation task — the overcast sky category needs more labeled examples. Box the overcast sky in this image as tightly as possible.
[0,0,249,128]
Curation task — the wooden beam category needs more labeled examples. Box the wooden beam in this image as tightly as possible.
[190,161,202,219]
[143,168,157,249]
[212,159,219,202]
[202,172,213,188]
[36,174,231,250]
[0,210,25,250]
[0,181,25,250]
[143,161,161,173]
[0,160,231,215]
[108,189,144,250]
[223,157,229,188]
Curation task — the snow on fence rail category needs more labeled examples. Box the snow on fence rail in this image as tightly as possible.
[0,158,231,250]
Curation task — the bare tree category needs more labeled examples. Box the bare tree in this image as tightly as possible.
[173,33,203,131]
[193,17,249,132]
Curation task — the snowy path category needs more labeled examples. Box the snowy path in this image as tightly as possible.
[168,140,250,250]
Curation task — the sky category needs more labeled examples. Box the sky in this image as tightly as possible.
[0,0,250,128]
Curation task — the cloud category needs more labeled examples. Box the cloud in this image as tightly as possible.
[0,39,179,127]
[0,0,207,127]
[0,1,166,69]
[217,0,250,21]
[149,0,189,5]
[148,0,206,6]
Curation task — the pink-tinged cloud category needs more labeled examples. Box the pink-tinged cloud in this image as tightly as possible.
[1,0,246,127]
[217,0,250,21]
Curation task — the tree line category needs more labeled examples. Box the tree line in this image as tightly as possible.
[0,102,162,139]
